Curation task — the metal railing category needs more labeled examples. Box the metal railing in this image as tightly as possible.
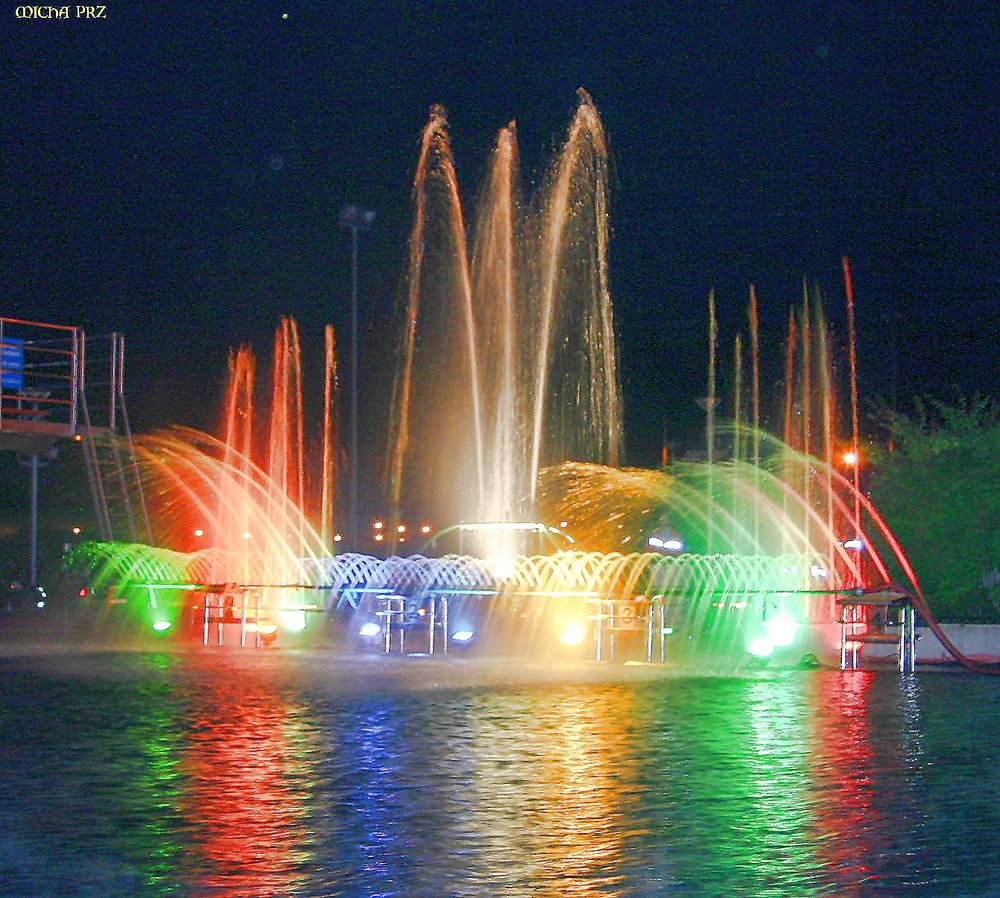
[0,317,80,434]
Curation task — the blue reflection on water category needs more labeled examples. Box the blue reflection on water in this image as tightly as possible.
[1,652,999,897]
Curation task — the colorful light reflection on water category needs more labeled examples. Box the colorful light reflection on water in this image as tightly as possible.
[1,652,998,897]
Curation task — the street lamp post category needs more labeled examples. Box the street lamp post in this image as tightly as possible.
[339,204,376,550]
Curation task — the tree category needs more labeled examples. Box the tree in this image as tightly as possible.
[869,397,1000,623]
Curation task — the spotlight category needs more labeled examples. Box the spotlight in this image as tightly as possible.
[152,620,172,632]
[766,615,798,647]
[747,636,772,657]
[559,622,586,645]
[359,622,381,638]
[452,630,474,642]
[648,533,684,553]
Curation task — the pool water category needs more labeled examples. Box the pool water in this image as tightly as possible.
[1,650,998,896]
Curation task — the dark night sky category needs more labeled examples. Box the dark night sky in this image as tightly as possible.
[3,1,997,478]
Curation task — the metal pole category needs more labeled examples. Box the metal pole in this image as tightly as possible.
[28,453,38,588]
[646,600,654,663]
[840,611,847,671]
[908,603,916,673]
[898,606,906,673]
[69,328,79,432]
[350,225,359,551]
[659,602,666,663]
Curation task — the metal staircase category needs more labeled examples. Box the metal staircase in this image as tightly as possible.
[1,317,149,584]
[837,588,916,672]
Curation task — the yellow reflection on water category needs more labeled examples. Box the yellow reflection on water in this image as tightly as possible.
[463,687,639,898]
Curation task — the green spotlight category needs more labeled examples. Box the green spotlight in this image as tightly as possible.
[152,620,172,632]
[766,614,799,648]
[747,636,773,657]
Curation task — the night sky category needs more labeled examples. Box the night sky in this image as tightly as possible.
[3,2,997,477]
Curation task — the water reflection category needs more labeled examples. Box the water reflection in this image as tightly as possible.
[178,658,315,896]
[460,688,640,897]
[809,670,881,893]
[1,654,999,896]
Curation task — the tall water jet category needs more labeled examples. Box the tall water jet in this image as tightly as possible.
[93,319,338,601]
[387,90,623,537]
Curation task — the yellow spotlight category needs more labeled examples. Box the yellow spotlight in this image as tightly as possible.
[241,532,251,540]
[397,523,406,533]
[194,528,204,538]
[333,533,343,543]
[843,450,859,466]
[373,520,384,530]
[420,524,432,534]
[559,621,586,645]
[374,533,384,542]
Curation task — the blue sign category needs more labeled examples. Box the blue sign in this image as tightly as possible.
[1,337,24,390]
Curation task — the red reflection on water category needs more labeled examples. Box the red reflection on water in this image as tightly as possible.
[809,671,881,892]
[180,665,311,896]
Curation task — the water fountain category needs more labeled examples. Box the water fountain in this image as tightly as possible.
[386,89,623,542]
[66,94,939,669]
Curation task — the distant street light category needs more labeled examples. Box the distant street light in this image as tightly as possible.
[339,204,375,550]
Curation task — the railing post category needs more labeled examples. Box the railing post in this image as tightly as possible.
[898,606,906,673]
[646,599,654,663]
[908,603,916,673]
